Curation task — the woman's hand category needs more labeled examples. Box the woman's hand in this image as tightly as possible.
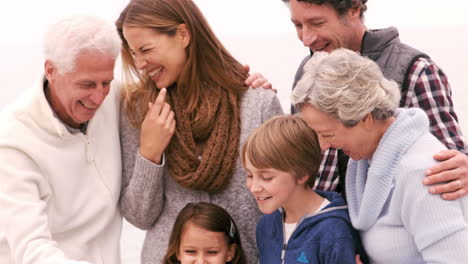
[139,88,176,164]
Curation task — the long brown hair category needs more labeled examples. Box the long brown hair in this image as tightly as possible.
[116,0,248,127]
[163,202,246,264]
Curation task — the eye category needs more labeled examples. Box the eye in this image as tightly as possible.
[312,21,325,27]
[184,250,196,254]
[207,250,219,255]
[262,175,273,182]
[141,48,152,53]
[293,23,302,29]
[80,83,95,89]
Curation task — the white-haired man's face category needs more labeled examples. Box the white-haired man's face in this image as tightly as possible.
[45,51,115,128]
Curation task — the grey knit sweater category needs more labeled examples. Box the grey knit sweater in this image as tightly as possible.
[119,88,283,264]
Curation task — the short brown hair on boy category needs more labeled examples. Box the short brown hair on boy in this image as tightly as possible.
[241,115,321,187]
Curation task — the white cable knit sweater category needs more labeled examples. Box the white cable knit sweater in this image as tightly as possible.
[346,108,468,263]
[0,77,122,264]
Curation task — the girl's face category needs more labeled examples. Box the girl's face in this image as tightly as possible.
[122,25,190,89]
[177,222,236,264]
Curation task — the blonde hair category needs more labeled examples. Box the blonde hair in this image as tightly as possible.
[115,0,248,127]
[241,115,321,187]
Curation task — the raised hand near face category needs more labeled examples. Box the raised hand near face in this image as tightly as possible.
[139,88,176,164]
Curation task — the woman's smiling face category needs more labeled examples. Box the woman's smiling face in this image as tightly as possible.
[123,25,190,88]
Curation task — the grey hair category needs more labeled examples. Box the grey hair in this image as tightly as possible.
[43,16,121,74]
[291,48,401,127]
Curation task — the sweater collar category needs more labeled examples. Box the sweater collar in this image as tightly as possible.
[44,79,88,135]
[26,76,84,139]
[346,108,430,231]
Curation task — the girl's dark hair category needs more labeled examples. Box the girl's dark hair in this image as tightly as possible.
[163,202,246,264]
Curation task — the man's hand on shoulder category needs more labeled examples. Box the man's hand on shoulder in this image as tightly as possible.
[423,149,468,200]
[243,64,276,92]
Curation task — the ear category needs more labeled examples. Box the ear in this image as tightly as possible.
[226,243,237,262]
[44,60,57,82]
[177,24,191,48]
[297,174,309,185]
[348,5,361,19]
[360,113,374,129]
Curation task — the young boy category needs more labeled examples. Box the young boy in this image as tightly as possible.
[241,115,366,264]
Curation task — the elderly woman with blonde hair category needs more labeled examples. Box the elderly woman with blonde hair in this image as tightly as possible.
[292,48,468,263]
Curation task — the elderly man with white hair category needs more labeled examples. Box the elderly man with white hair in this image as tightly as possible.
[0,16,122,263]
[292,49,468,263]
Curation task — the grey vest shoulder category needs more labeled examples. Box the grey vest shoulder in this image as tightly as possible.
[360,27,429,91]
[292,27,429,94]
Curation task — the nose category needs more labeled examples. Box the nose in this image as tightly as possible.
[319,138,331,151]
[134,55,147,70]
[249,177,263,194]
[301,26,318,48]
[195,255,205,264]
[89,85,109,105]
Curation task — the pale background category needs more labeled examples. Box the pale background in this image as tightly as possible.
[0,0,467,263]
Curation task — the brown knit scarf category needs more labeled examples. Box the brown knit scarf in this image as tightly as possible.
[165,85,241,193]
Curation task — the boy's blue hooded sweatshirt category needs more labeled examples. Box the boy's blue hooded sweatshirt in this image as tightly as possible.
[256,190,367,264]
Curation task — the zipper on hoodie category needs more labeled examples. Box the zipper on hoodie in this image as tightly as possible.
[281,242,287,264]
[279,202,348,264]
[281,209,299,264]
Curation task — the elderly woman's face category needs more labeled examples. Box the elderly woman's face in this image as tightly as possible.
[300,104,374,161]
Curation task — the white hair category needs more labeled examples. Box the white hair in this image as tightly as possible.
[291,48,401,127]
[44,16,121,74]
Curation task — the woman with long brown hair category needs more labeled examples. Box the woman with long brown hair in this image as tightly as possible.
[116,0,282,263]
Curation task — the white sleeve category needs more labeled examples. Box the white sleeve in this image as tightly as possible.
[0,147,92,264]
[399,165,468,263]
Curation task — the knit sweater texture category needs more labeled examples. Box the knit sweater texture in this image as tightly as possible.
[119,88,283,264]
[346,108,468,263]
[0,77,122,264]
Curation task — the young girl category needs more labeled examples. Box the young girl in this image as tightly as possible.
[163,202,247,264]
[241,115,367,264]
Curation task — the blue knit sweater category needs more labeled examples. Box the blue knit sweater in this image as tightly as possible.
[346,108,468,263]
[256,190,366,264]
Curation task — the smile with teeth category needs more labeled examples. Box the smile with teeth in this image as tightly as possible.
[148,66,164,77]
[80,101,97,110]
[313,43,328,51]
[257,196,271,201]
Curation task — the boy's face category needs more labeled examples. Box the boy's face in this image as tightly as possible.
[244,155,305,215]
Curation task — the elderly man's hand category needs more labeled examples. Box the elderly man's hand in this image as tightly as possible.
[243,64,276,92]
[423,149,468,200]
